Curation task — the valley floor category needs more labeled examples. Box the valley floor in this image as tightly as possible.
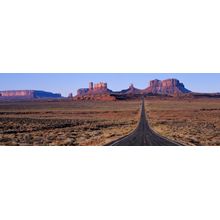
[146,98,220,146]
[0,98,219,146]
[0,100,139,146]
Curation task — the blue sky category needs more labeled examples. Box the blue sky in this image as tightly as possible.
[0,73,219,96]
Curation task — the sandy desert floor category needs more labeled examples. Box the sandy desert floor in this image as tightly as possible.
[145,98,220,146]
[0,100,139,146]
[0,98,219,146]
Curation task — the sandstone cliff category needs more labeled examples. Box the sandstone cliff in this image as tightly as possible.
[77,82,111,96]
[0,90,62,99]
[74,79,191,100]
[111,79,190,98]
[145,79,191,95]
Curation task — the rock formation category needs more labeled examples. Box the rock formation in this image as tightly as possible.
[68,93,73,98]
[0,90,62,99]
[145,79,191,95]
[118,83,142,95]
[93,82,108,91]
[74,79,191,100]
[75,82,115,100]
[77,82,111,96]
[77,88,89,96]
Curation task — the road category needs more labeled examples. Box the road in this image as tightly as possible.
[107,100,181,146]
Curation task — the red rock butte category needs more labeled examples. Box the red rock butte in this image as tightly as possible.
[75,79,191,100]
[77,82,109,96]
[146,79,191,94]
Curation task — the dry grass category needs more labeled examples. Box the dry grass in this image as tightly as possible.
[0,100,140,146]
[145,98,220,146]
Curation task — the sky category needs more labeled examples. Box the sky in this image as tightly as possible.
[0,73,219,97]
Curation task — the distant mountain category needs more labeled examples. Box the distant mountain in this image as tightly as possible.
[75,79,191,100]
[114,84,142,95]
[0,90,62,99]
[145,79,191,95]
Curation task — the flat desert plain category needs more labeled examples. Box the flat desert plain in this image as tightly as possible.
[0,98,219,146]
[146,98,220,146]
[0,100,139,146]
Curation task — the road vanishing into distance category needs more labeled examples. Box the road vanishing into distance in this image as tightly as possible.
[108,100,181,146]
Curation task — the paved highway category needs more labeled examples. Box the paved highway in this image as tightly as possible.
[107,100,181,146]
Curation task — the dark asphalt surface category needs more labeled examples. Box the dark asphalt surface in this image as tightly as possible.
[108,100,181,146]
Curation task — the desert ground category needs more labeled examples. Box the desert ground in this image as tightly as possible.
[145,98,220,146]
[0,98,219,146]
[0,100,139,146]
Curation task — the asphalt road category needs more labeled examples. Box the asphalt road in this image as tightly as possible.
[108,100,181,146]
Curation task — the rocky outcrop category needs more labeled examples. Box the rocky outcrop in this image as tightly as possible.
[75,82,113,100]
[93,82,108,91]
[145,79,191,95]
[77,88,89,96]
[117,84,142,95]
[77,82,111,96]
[74,79,191,100]
[68,93,73,98]
[0,90,62,99]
